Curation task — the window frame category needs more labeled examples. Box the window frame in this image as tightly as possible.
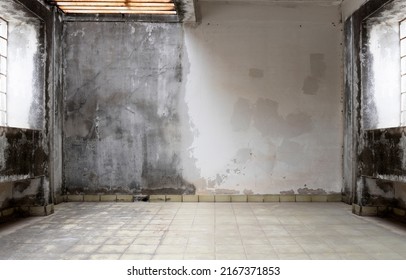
[0,17,7,127]
[400,18,406,125]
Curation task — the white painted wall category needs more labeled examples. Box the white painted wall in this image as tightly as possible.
[181,1,343,195]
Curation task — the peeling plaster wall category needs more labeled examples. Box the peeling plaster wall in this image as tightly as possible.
[63,1,343,196]
[181,2,343,195]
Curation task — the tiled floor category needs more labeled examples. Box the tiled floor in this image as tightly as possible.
[0,202,406,260]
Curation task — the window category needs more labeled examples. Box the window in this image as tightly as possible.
[360,1,406,130]
[401,19,406,125]
[0,17,7,126]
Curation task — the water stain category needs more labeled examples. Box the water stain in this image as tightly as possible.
[297,187,327,195]
[252,98,281,137]
[277,140,304,164]
[280,190,295,195]
[302,76,319,95]
[249,68,264,78]
[243,189,254,195]
[230,98,252,131]
[252,98,313,138]
[302,53,326,95]
[310,53,326,78]
[215,188,239,195]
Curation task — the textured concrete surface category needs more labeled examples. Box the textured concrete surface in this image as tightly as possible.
[63,22,191,196]
[0,202,406,260]
[63,1,344,197]
[0,0,62,214]
[343,0,406,214]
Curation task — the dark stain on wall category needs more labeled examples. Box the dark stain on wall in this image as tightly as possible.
[359,128,404,178]
[0,127,47,178]
[344,0,406,211]
[63,22,195,195]
[230,98,252,132]
[252,98,313,138]
[302,53,326,95]
[297,188,327,195]
[0,127,48,212]
[360,177,397,206]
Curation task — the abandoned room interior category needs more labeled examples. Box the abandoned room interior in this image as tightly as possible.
[0,0,406,260]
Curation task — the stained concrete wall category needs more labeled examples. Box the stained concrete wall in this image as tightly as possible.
[63,1,343,196]
[0,0,63,214]
[344,0,406,212]
[63,22,190,195]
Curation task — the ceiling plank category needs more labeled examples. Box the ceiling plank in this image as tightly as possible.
[60,9,177,14]
[50,0,177,14]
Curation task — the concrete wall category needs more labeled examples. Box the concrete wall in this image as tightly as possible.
[181,2,343,195]
[0,127,48,209]
[0,0,63,214]
[344,0,406,214]
[63,22,189,195]
[63,1,344,196]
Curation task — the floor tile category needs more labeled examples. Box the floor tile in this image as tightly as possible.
[89,254,121,260]
[97,245,129,254]
[125,244,158,254]
[216,244,245,254]
[246,253,279,260]
[216,253,247,260]
[120,254,153,260]
[0,202,405,260]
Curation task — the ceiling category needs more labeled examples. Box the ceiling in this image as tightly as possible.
[49,0,177,15]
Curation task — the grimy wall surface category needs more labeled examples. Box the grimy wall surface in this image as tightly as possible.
[63,1,344,196]
[344,0,406,214]
[64,22,188,195]
[0,0,63,214]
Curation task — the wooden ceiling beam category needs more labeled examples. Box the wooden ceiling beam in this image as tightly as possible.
[51,0,172,3]
[50,0,177,14]
[59,6,175,10]
[59,9,177,14]
[56,3,175,7]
